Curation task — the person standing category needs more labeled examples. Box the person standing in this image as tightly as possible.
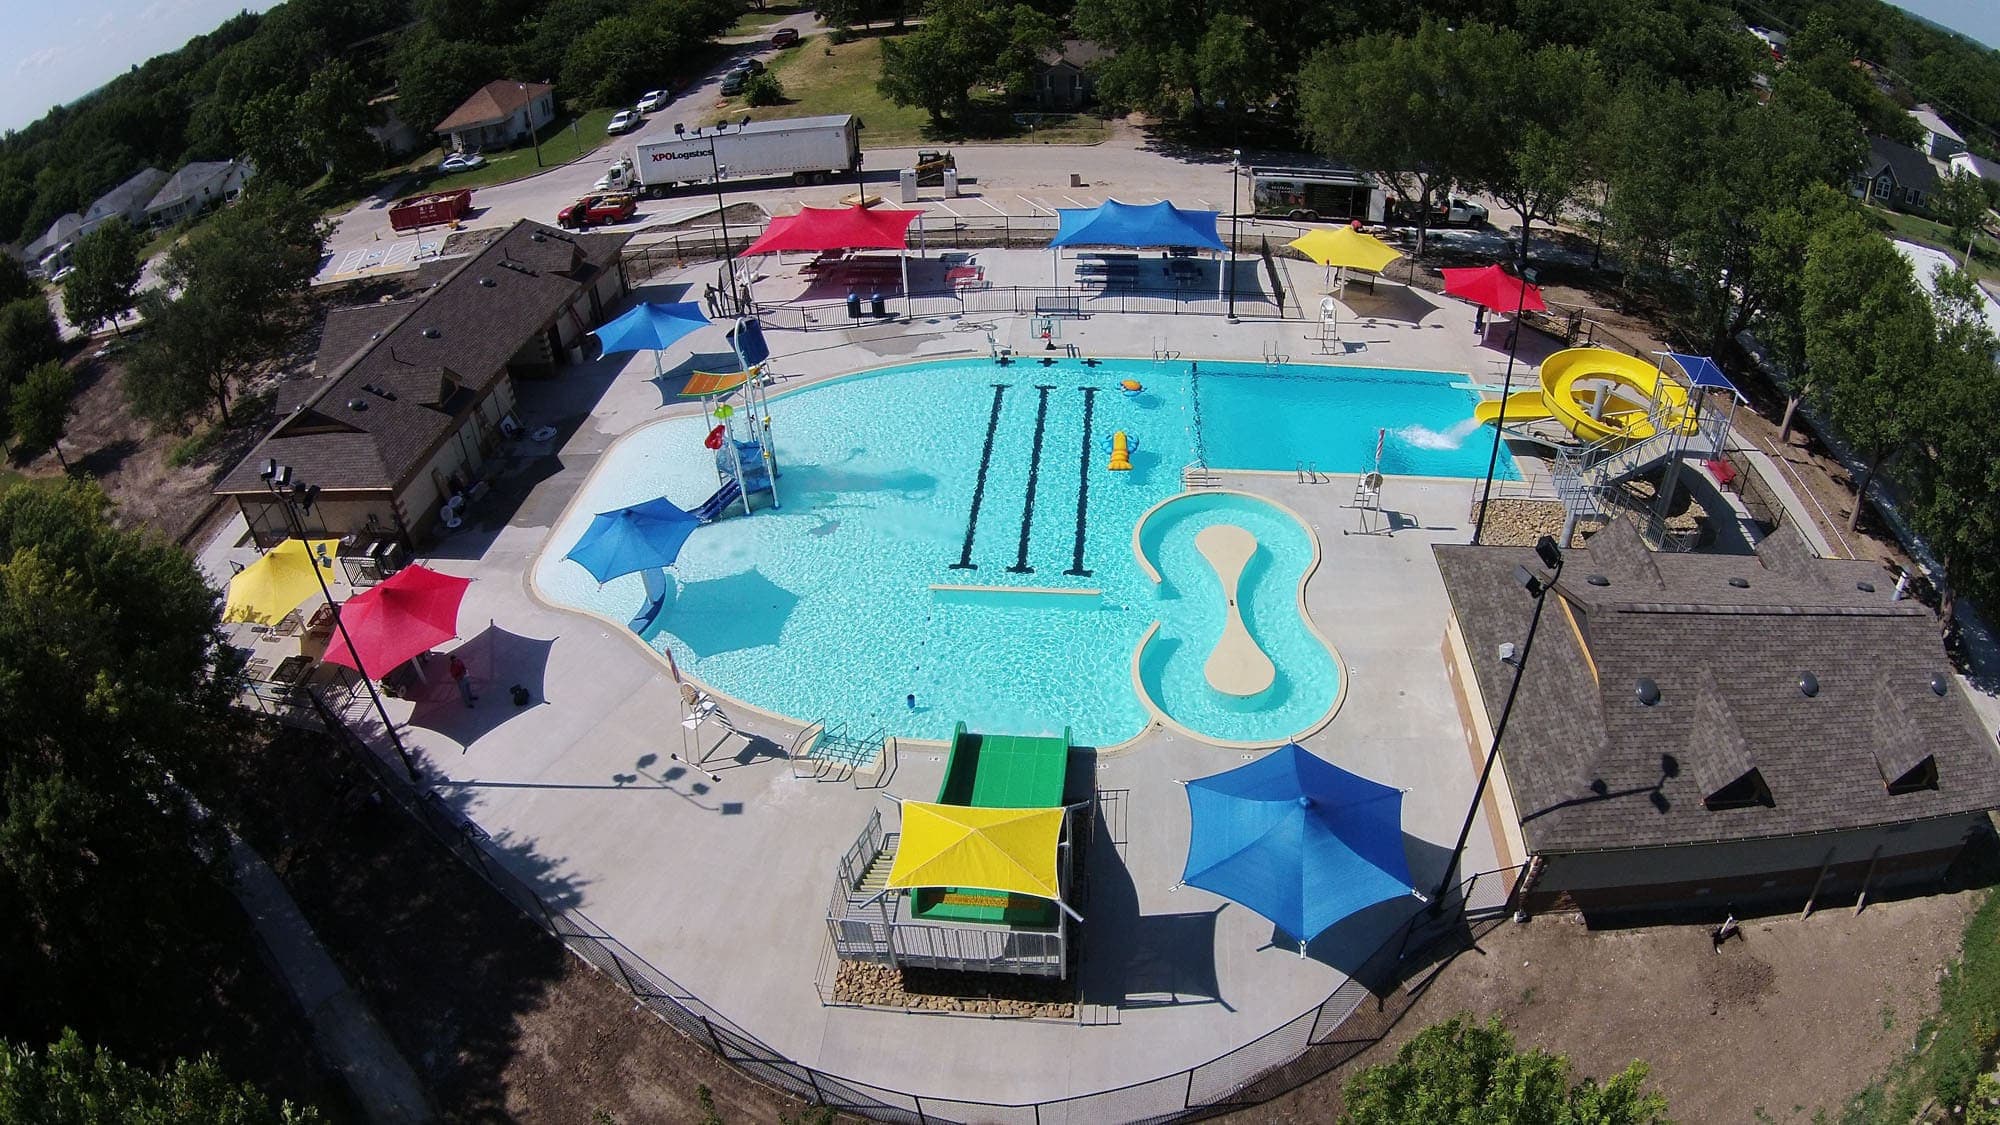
[1473,305,1486,336]
[449,653,476,707]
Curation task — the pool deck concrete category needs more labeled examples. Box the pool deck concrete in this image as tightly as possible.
[199,254,1531,1110]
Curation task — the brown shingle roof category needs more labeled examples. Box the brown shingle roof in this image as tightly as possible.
[219,220,627,495]
[434,80,553,134]
[1436,523,2000,855]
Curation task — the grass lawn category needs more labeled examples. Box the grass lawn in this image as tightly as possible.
[706,34,1108,148]
[726,2,804,36]
[424,107,623,192]
[1864,205,2000,287]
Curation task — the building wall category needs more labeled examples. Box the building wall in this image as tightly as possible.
[1524,813,1986,917]
[398,377,516,542]
[237,492,405,549]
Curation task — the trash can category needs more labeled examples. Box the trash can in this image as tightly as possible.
[899,168,919,202]
[869,291,886,317]
[943,168,961,198]
[845,291,862,319]
[1070,172,1083,188]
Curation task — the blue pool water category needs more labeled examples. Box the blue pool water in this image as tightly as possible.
[533,357,1499,745]
[1135,492,1339,743]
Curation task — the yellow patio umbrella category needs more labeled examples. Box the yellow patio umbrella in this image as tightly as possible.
[886,802,1075,917]
[1287,227,1402,274]
[224,538,340,625]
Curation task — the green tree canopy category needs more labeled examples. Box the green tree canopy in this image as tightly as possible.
[1342,1015,1669,1125]
[60,219,145,337]
[0,257,35,308]
[388,28,504,135]
[0,1029,316,1123]
[9,361,76,468]
[1932,170,1991,268]
[877,0,1059,125]
[0,478,238,1042]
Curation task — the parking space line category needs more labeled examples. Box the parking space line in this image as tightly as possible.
[1060,195,1088,208]
[977,196,1010,216]
[932,201,962,217]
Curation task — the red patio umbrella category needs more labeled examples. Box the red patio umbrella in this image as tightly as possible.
[321,564,472,679]
[1440,265,1546,313]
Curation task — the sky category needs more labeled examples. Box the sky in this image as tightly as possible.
[0,0,1995,137]
[0,0,281,135]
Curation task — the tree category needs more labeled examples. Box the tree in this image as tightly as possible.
[562,16,676,109]
[1299,21,1502,258]
[1194,15,1278,122]
[0,1029,317,1123]
[1342,1015,1669,1125]
[388,28,503,134]
[9,361,75,469]
[1470,40,1605,269]
[160,186,330,337]
[744,73,786,108]
[61,219,144,337]
[0,478,238,1046]
[0,256,35,308]
[294,61,382,191]
[123,287,254,428]
[1073,0,1216,119]
[1932,170,1991,269]
[877,0,1058,126]
[1803,211,1936,532]
[0,298,61,384]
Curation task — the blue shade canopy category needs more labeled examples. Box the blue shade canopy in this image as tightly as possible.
[1663,352,1746,402]
[1050,200,1227,252]
[565,497,699,583]
[1182,743,1416,946]
[592,302,712,354]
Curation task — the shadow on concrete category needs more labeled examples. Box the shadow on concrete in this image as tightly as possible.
[1287,834,1453,982]
[1346,283,1439,327]
[406,623,557,747]
[1077,781,1234,1014]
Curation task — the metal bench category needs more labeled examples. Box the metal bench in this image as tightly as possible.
[1035,296,1084,317]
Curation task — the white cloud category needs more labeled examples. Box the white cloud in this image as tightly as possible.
[16,45,74,77]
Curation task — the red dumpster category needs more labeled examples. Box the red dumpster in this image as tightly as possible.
[388,189,473,232]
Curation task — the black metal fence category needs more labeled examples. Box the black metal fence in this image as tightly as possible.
[298,687,1520,1123]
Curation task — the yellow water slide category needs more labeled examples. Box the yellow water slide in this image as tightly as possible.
[1473,347,1695,447]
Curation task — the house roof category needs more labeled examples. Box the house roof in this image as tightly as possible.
[1951,151,2000,185]
[1433,520,2000,856]
[22,213,84,260]
[147,161,245,214]
[1862,135,1940,194]
[1038,39,1109,69]
[434,80,553,134]
[85,168,169,223]
[219,220,627,495]
[1911,104,1964,144]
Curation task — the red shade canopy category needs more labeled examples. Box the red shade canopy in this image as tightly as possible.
[741,205,923,255]
[321,564,472,679]
[1441,265,1547,313]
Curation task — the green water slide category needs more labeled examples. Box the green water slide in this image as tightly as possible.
[910,722,1073,927]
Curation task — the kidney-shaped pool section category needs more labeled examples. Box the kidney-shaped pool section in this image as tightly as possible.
[1131,491,1343,745]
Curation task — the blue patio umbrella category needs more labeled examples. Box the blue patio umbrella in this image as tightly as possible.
[592,302,713,373]
[1180,743,1418,952]
[565,497,700,583]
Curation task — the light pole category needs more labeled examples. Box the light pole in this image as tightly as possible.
[1432,534,1563,909]
[1227,149,1241,323]
[1472,265,1537,545]
[520,83,544,168]
[259,460,422,784]
[710,146,742,315]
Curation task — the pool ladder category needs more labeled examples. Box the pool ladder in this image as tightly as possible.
[1295,462,1327,484]
[1182,463,1222,490]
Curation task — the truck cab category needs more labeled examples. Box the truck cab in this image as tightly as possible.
[558,194,637,229]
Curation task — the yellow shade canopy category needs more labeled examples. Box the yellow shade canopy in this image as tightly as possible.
[224,539,339,625]
[1288,227,1402,273]
[886,802,1065,902]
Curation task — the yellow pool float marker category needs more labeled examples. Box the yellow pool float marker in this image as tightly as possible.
[1472,347,1696,447]
[1108,430,1133,471]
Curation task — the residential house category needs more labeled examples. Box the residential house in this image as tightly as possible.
[19,213,84,272]
[216,220,631,548]
[83,168,169,233]
[1032,41,1107,111]
[1434,519,2000,920]
[1910,103,1966,161]
[144,160,255,228]
[1949,150,2000,189]
[435,80,556,153]
[1854,135,1939,212]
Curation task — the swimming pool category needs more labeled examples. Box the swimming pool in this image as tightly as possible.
[533,356,1500,746]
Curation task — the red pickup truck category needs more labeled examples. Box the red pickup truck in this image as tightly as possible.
[557,194,636,229]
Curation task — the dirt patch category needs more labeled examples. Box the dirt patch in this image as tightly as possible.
[833,960,1076,1018]
[218,725,831,1123]
[641,201,768,235]
[1248,889,1982,1124]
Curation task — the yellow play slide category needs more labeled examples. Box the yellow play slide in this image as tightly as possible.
[1473,347,1695,447]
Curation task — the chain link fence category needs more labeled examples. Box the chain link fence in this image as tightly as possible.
[299,684,1520,1124]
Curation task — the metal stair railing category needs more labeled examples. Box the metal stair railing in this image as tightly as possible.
[1549,377,1710,522]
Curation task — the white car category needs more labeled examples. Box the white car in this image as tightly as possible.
[636,89,672,113]
[606,110,643,135]
[438,151,485,173]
